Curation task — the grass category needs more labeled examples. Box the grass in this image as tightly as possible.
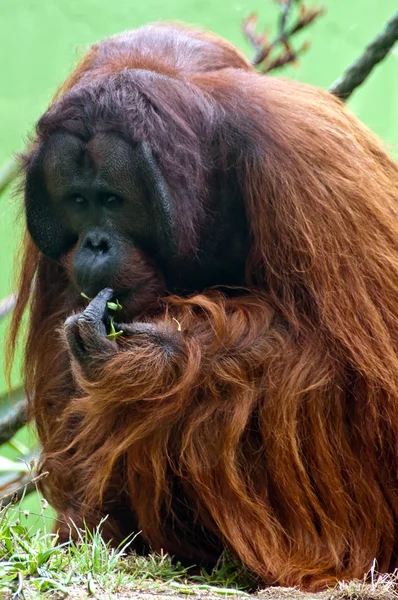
[0,488,253,598]
[1,489,398,599]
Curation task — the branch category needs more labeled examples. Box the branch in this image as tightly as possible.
[0,293,17,321]
[243,0,325,73]
[0,472,48,507]
[330,11,398,100]
[0,156,19,196]
[0,399,28,445]
[0,480,36,507]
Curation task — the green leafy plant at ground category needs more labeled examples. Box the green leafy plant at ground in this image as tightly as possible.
[0,490,254,598]
[1,494,398,599]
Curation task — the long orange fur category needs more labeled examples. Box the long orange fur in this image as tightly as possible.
[8,23,398,591]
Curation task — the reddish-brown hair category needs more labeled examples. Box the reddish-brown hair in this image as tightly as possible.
[8,22,398,591]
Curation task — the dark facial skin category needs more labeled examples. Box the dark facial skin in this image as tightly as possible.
[25,128,248,306]
[26,130,177,298]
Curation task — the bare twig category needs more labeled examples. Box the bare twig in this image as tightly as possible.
[330,11,398,100]
[0,156,19,196]
[0,399,28,445]
[242,0,325,72]
[0,472,48,507]
[0,480,36,506]
[280,0,295,41]
[0,292,17,321]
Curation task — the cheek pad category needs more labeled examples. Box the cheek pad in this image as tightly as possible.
[25,183,73,261]
[25,144,75,261]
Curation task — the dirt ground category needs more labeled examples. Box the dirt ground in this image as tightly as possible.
[20,581,396,600]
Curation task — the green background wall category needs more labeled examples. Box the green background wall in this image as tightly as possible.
[1,0,397,393]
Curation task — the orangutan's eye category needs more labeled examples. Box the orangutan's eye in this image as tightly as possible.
[71,195,86,205]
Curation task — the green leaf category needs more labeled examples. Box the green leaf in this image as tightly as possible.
[87,575,96,595]
[106,317,123,340]
[107,299,123,312]
[81,292,123,314]
[107,330,123,341]
[7,438,29,455]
